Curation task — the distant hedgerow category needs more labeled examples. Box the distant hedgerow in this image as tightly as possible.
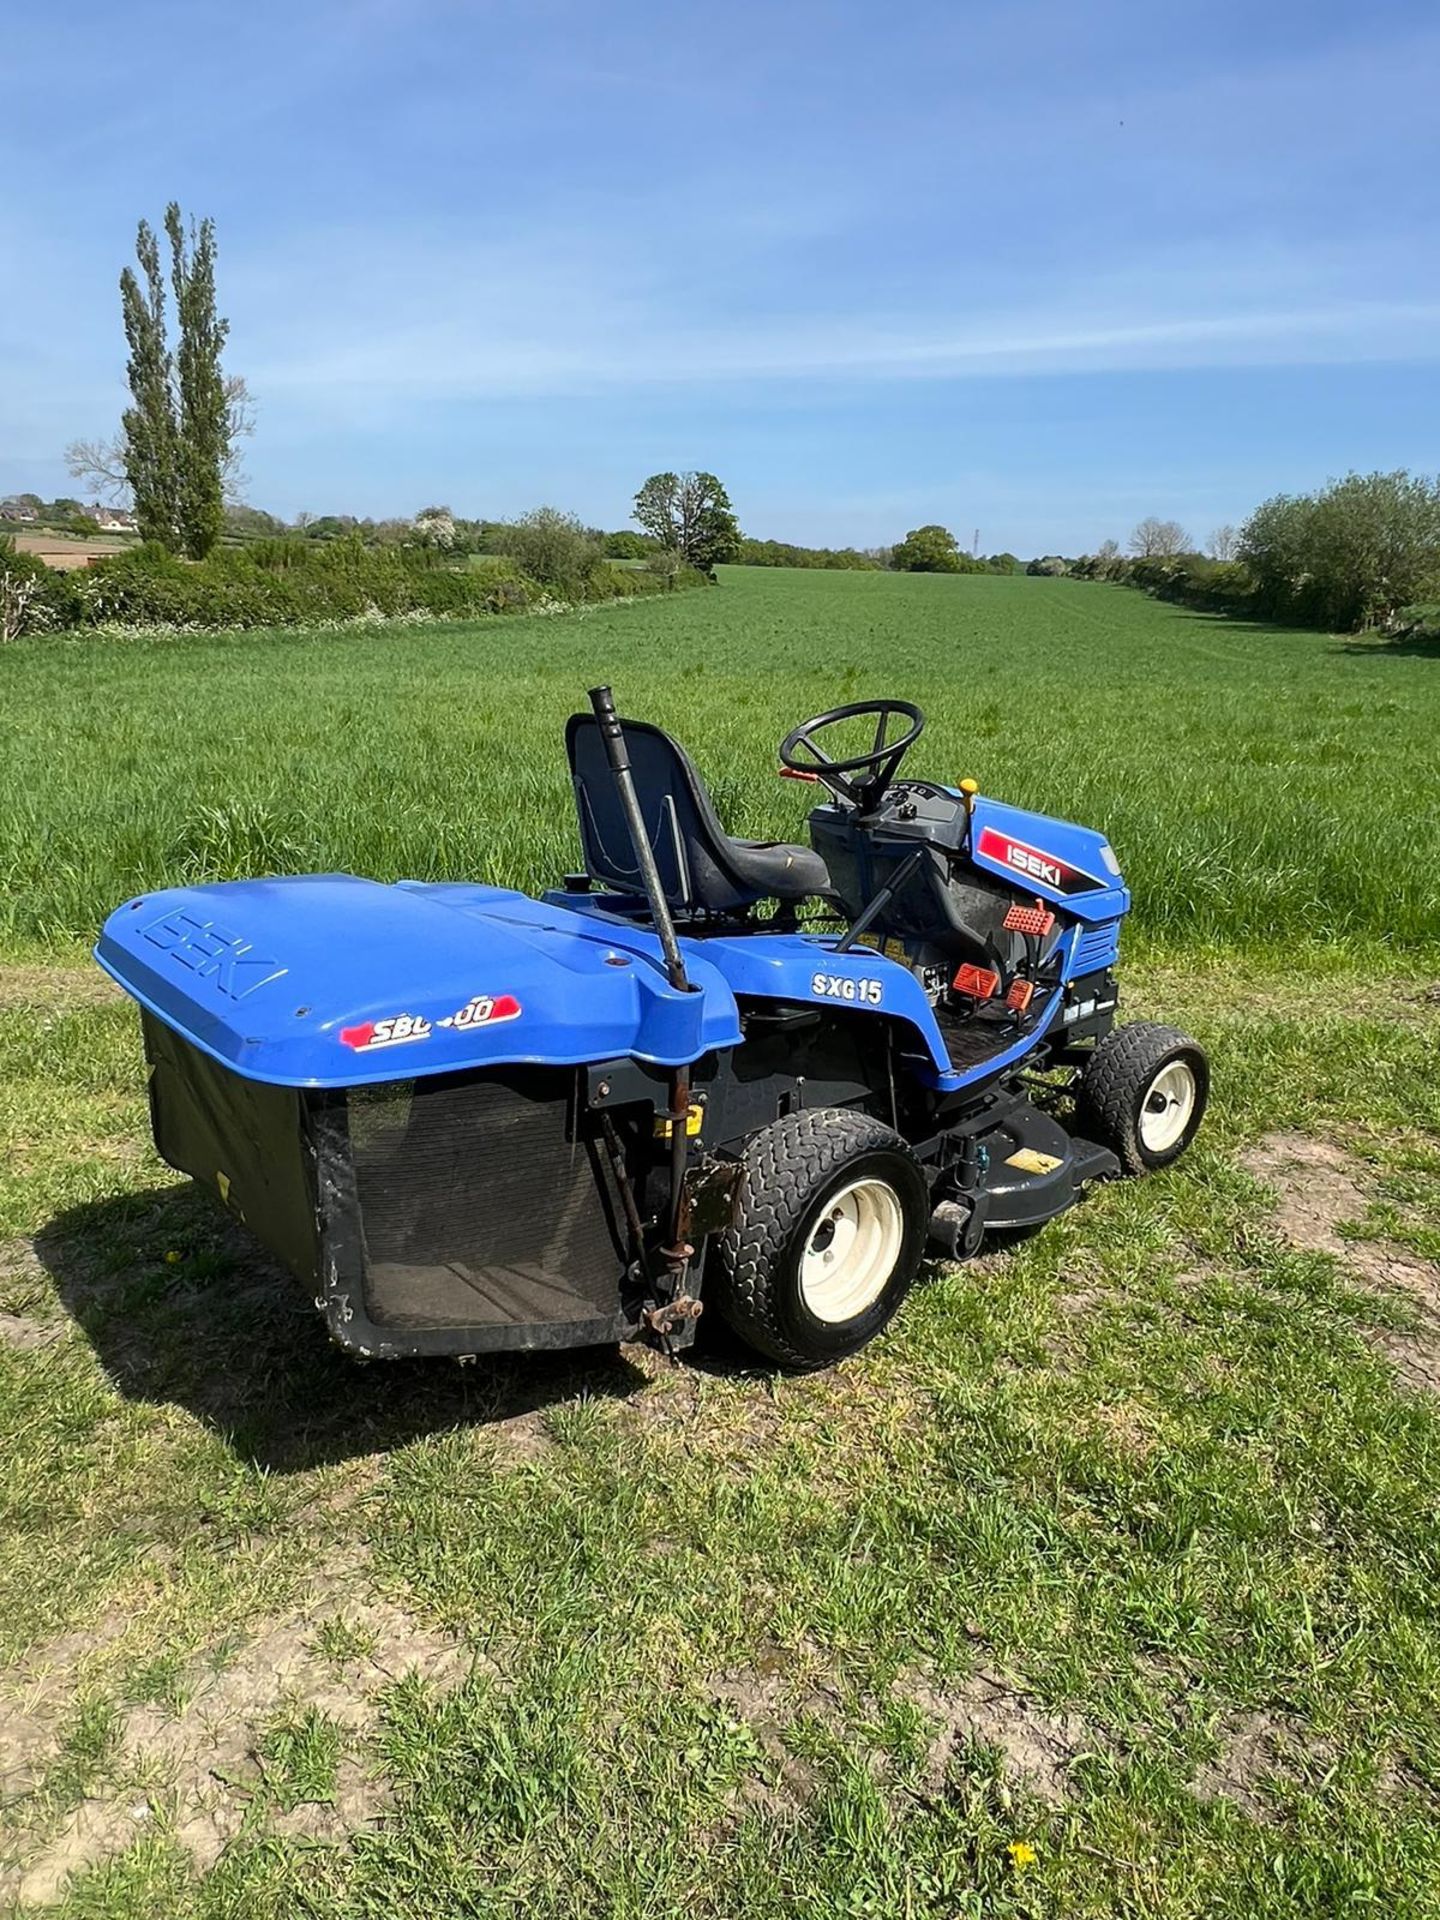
[0,538,86,640]
[1,535,708,639]
[1077,469,1440,632]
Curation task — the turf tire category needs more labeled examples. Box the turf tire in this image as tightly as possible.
[712,1107,928,1371]
[1076,1022,1209,1175]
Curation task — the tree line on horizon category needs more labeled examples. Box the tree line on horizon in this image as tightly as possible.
[14,204,1438,639]
[1051,479,1440,633]
[9,204,1139,597]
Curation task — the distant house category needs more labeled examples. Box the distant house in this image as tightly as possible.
[91,506,137,533]
[0,500,38,523]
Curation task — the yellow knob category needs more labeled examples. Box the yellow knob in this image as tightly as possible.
[959,778,979,796]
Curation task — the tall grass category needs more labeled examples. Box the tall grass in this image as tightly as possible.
[7,569,1437,958]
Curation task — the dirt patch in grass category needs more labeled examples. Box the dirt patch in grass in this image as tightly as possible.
[709,1650,843,1731]
[625,1361,785,1470]
[708,1645,844,1812]
[1052,1282,1114,1319]
[1040,1278,1124,1362]
[485,1408,560,1462]
[0,1310,60,1352]
[708,1653,1101,1814]
[264,1750,387,1843]
[899,1667,1099,1803]
[2,1557,474,1904]
[0,966,122,1011]
[0,1240,55,1319]
[1244,1133,1440,1299]
[1368,1327,1440,1396]
[0,1620,135,1803]
[1244,1133,1369,1258]
[1086,1398,1163,1458]
[1190,1709,1337,1822]
[1245,1133,1440,1389]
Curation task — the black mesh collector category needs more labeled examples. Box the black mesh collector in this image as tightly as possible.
[143,1013,636,1357]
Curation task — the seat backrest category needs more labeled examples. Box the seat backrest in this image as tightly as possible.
[565,714,761,914]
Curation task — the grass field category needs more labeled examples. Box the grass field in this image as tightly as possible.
[4,530,136,571]
[3,569,1437,961]
[3,570,1440,1917]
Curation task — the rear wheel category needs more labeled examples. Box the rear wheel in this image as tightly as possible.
[712,1108,928,1370]
[1076,1022,1209,1174]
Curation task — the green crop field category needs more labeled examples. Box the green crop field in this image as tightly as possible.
[3,568,1438,960]
[2,570,1439,1918]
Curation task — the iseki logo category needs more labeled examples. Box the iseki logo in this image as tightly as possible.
[976,826,1100,896]
[1000,841,1062,888]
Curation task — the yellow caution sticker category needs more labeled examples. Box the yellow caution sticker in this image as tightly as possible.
[216,1169,244,1220]
[654,1103,705,1140]
[1006,1148,1063,1175]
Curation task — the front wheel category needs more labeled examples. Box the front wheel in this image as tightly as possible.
[1076,1022,1209,1174]
[712,1108,928,1371]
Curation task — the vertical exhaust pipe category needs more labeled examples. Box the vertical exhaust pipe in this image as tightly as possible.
[587,687,697,1332]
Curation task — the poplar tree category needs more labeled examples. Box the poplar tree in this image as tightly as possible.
[167,205,229,560]
[115,204,232,558]
[118,219,179,549]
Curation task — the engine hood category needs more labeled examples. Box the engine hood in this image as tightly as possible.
[96,875,742,1087]
[969,797,1129,920]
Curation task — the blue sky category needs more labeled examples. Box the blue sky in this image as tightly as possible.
[3,0,1438,552]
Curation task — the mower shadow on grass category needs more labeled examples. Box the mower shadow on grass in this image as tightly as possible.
[34,1181,648,1475]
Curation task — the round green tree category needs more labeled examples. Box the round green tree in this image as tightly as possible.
[891,524,965,572]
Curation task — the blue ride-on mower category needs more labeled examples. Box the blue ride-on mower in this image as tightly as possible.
[97,690,1208,1371]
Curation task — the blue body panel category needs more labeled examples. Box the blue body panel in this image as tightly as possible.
[744,931,1059,1097]
[551,903,965,1091]
[95,876,744,1088]
[95,794,1129,1094]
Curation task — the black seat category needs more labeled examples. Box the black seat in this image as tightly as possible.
[565,714,832,915]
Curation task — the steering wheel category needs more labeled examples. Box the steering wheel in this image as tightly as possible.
[779,699,925,808]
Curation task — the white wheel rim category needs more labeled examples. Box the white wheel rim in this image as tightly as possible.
[799,1177,904,1323]
[1139,1059,1197,1154]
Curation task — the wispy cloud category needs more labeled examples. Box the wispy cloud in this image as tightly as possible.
[246,283,1440,407]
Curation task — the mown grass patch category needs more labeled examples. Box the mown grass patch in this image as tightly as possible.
[1,952,1438,1916]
